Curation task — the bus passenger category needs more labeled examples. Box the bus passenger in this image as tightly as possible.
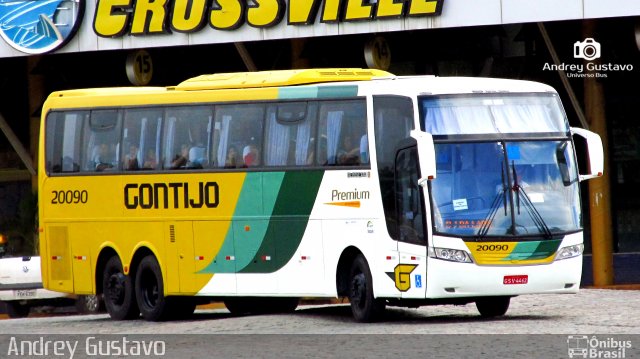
[188,130,207,168]
[123,145,139,170]
[143,149,157,169]
[337,135,361,165]
[171,144,189,168]
[188,144,206,168]
[225,146,239,168]
[243,144,260,167]
[94,143,114,171]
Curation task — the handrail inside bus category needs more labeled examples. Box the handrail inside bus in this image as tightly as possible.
[173,68,394,91]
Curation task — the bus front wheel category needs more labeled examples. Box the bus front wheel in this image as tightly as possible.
[103,256,139,320]
[475,296,510,318]
[349,255,385,322]
[135,255,171,321]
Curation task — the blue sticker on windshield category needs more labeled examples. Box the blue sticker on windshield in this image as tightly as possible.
[506,144,521,160]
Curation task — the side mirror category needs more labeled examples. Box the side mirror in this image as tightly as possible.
[410,130,437,185]
[570,127,604,181]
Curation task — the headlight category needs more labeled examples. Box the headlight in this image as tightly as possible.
[554,244,584,261]
[429,247,472,263]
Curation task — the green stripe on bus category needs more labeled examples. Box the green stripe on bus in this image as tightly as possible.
[317,86,358,98]
[239,170,324,273]
[232,172,286,270]
[200,172,284,274]
[279,86,358,99]
[279,87,318,99]
[503,240,561,261]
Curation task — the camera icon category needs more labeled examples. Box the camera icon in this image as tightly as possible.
[574,38,601,61]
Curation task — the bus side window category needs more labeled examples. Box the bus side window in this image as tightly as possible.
[81,110,121,173]
[45,111,84,174]
[264,102,317,167]
[318,99,367,167]
[121,109,162,171]
[163,106,212,170]
[213,104,265,169]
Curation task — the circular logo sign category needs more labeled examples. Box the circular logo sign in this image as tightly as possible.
[0,0,85,54]
[364,36,391,71]
[126,49,154,86]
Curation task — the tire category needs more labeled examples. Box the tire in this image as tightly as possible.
[6,301,30,318]
[75,294,105,314]
[349,254,385,322]
[103,256,139,320]
[475,296,510,318]
[135,255,171,321]
[224,298,253,315]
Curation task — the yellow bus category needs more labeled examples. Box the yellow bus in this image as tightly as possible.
[39,69,603,322]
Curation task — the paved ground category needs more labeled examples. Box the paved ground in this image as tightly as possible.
[0,289,638,358]
[1,288,638,334]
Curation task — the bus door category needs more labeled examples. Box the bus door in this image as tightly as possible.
[393,142,428,298]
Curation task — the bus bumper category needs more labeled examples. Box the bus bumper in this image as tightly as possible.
[425,255,583,298]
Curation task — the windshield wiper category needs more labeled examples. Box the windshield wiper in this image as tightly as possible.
[476,162,509,239]
[511,162,552,238]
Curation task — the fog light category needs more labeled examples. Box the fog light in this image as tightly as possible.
[555,244,584,261]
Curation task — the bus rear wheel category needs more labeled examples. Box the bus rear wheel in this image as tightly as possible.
[103,256,139,320]
[135,255,171,321]
[76,294,105,314]
[349,255,385,322]
[224,298,253,315]
[475,296,510,318]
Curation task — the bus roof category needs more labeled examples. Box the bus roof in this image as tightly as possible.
[43,69,557,108]
[174,68,393,90]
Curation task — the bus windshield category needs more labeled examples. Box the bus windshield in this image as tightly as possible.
[419,93,581,238]
[429,140,582,238]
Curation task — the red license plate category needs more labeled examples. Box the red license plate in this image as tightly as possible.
[503,275,528,285]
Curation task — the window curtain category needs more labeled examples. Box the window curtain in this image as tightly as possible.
[138,117,147,165]
[265,111,289,166]
[490,105,560,133]
[424,105,494,135]
[216,115,231,167]
[62,114,80,172]
[294,120,311,165]
[326,111,343,165]
[423,100,565,135]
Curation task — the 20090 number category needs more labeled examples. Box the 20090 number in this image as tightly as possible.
[476,244,509,251]
[51,190,88,204]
